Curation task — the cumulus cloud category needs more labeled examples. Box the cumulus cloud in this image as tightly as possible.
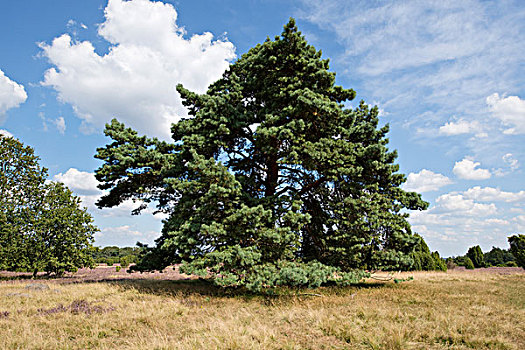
[453,157,491,180]
[439,118,481,135]
[0,69,27,122]
[407,184,525,255]
[40,0,236,139]
[434,193,497,217]
[53,168,100,195]
[463,186,525,203]
[403,169,453,192]
[486,93,525,134]
[408,192,503,254]
[53,168,136,215]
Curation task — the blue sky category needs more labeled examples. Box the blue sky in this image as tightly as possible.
[1,0,523,257]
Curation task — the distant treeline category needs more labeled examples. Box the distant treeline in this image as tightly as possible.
[92,235,522,272]
[92,246,144,267]
[449,245,517,269]
[392,234,519,272]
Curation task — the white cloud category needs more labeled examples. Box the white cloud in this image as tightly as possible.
[53,116,66,134]
[463,186,525,203]
[434,193,497,217]
[512,215,525,231]
[40,0,236,139]
[95,225,159,247]
[53,169,135,216]
[53,167,168,220]
[484,218,509,226]
[453,157,491,180]
[0,129,13,138]
[53,168,100,195]
[493,153,520,177]
[0,69,27,122]
[299,0,525,158]
[502,153,519,170]
[408,192,505,254]
[403,169,453,192]
[439,118,481,135]
[486,93,525,134]
[99,225,142,237]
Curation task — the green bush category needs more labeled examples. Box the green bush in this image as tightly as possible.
[431,252,447,271]
[120,255,136,268]
[464,257,475,269]
[107,257,119,266]
[411,252,422,270]
[466,245,484,268]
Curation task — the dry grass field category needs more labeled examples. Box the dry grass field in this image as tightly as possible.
[0,267,523,349]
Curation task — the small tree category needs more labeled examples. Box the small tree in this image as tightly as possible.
[32,182,97,276]
[466,245,484,268]
[508,234,525,269]
[0,134,97,277]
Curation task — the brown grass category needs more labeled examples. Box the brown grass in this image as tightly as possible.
[0,268,523,349]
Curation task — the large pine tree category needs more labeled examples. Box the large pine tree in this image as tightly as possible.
[95,19,427,290]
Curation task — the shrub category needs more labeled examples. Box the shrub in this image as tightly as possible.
[464,257,475,269]
[431,252,447,272]
[411,252,422,271]
[466,245,484,268]
[446,258,456,270]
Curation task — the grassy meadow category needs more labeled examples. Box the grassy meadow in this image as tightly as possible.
[0,267,523,349]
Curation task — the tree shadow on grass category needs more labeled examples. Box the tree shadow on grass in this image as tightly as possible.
[2,269,396,302]
[104,277,391,303]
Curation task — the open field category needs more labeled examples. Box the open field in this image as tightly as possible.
[1,267,524,349]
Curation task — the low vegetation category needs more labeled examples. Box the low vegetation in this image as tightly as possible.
[1,267,523,349]
[451,237,522,269]
[92,246,143,267]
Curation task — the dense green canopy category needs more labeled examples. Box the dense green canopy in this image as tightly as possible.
[466,245,485,268]
[508,234,525,269]
[0,135,97,276]
[95,19,427,290]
